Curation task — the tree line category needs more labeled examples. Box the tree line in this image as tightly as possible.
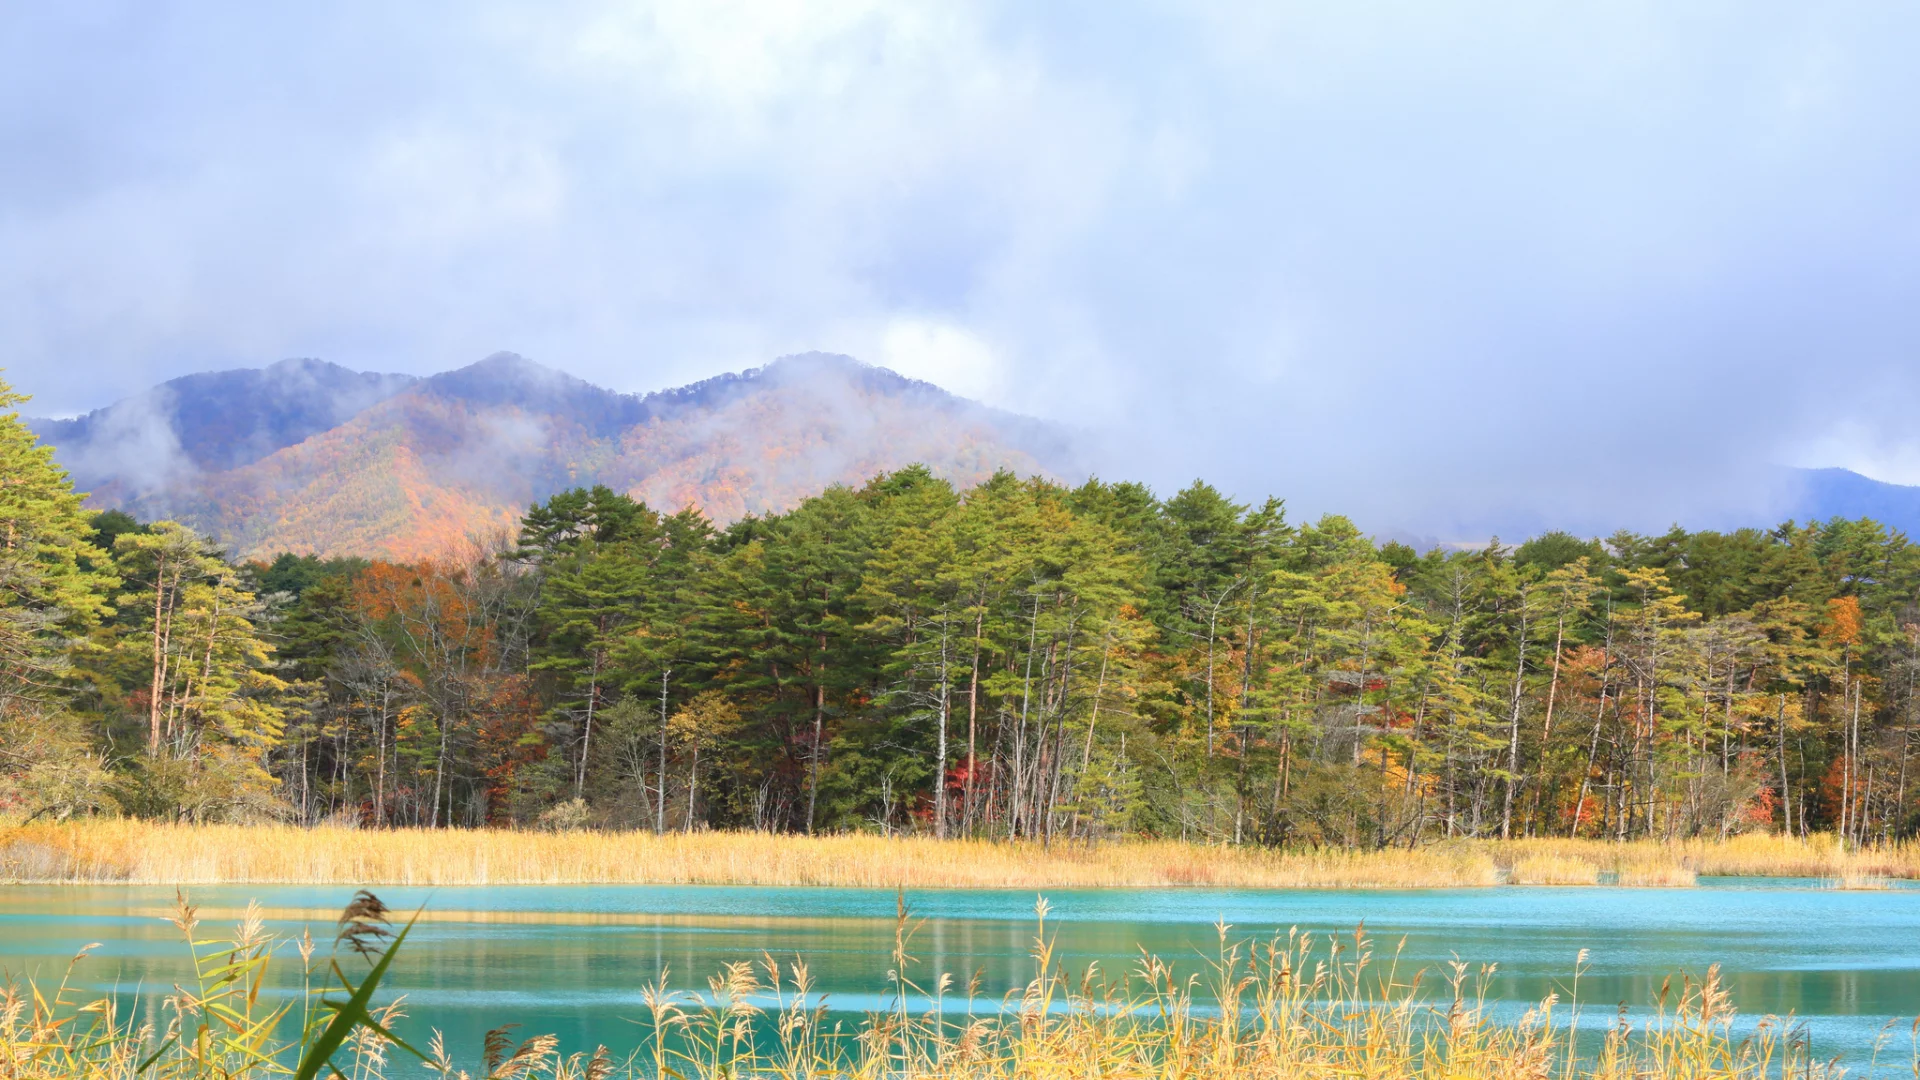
[4,374,1919,843]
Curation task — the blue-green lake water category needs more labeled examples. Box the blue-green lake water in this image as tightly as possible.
[3,881,1917,1068]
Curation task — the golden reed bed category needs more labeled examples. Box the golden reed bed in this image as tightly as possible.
[4,820,1918,888]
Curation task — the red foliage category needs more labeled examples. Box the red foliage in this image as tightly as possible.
[1815,757,1866,828]
[948,755,989,792]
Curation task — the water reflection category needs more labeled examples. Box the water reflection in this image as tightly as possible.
[2,881,1916,1067]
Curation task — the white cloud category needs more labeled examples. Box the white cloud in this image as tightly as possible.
[6,2,1920,534]
[878,318,1007,404]
[1785,422,1920,487]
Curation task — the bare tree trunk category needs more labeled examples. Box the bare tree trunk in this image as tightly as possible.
[1238,598,1258,840]
[1843,680,1858,841]
[1501,587,1530,839]
[299,734,311,824]
[1205,599,1218,757]
[1570,626,1615,838]
[1841,671,1855,845]
[1268,714,1290,841]
[1527,610,1566,833]
[657,667,671,834]
[984,703,1008,834]
[1863,761,1877,844]
[1011,592,1039,838]
[806,674,824,835]
[431,714,447,829]
[964,605,983,834]
[934,613,951,839]
[1900,639,1917,835]
[374,681,391,827]
[1720,658,1736,777]
[1776,695,1793,836]
[1899,723,1912,841]
[147,556,169,754]
[1043,621,1077,843]
[577,647,602,797]
[684,739,699,832]
[1077,632,1113,836]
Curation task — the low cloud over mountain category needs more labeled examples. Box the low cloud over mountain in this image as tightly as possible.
[32,351,1920,559]
[31,352,1081,560]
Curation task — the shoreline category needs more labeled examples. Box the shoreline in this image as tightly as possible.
[4,820,1915,889]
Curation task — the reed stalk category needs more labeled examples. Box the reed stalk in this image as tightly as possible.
[1,890,1868,1080]
[7,820,1920,888]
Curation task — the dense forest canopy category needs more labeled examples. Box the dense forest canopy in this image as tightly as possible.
[4,373,1918,844]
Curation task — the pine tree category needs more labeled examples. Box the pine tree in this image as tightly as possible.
[108,521,286,819]
[112,523,285,754]
[856,471,963,834]
[536,542,651,796]
[0,373,113,707]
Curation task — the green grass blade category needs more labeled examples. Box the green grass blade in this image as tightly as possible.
[293,912,423,1080]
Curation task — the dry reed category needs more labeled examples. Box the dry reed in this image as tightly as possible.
[0,820,1499,888]
[0,891,1863,1080]
[6,819,1920,889]
[1498,834,1920,888]
[1508,854,1602,886]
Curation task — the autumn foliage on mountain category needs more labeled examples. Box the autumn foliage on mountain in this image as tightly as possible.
[33,352,1072,561]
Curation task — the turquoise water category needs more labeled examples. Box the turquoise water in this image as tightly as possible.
[3,881,1918,1068]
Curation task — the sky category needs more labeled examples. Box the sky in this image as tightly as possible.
[5,2,1920,538]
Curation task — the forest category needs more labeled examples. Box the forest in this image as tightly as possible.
[4,375,1918,846]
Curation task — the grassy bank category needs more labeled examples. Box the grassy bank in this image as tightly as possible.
[0,821,1499,887]
[4,820,1918,888]
[2,891,1862,1080]
[1498,834,1920,888]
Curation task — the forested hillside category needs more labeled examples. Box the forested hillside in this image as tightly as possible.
[29,353,1073,561]
[4,372,1918,843]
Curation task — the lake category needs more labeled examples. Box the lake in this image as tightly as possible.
[3,881,1917,1068]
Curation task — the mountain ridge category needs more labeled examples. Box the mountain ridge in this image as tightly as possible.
[1780,467,1920,536]
[28,358,420,491]
[29,355,1920,559]
[30,352,1080,560]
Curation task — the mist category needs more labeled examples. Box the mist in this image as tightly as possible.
[5,2,1918,539]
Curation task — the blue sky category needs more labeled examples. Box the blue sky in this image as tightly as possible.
[5,2,1919,535]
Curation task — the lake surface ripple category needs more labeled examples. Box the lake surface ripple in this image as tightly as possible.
[3,881,1916,1065]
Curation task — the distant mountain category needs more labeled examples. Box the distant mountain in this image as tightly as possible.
[31,352,1080,560]
[1420,469,1920,550]
[45,353,1913,561]
[1781,467,1920,537]
[29,359,419,492]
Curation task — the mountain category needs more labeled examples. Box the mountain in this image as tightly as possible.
[45,353,1914,560]
[1427,470,1920,549]
[31,352,1079,560]
[28,358,420,493]
[1780,467,1920,536]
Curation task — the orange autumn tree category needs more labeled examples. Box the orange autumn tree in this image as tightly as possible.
[345,551,540,826]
